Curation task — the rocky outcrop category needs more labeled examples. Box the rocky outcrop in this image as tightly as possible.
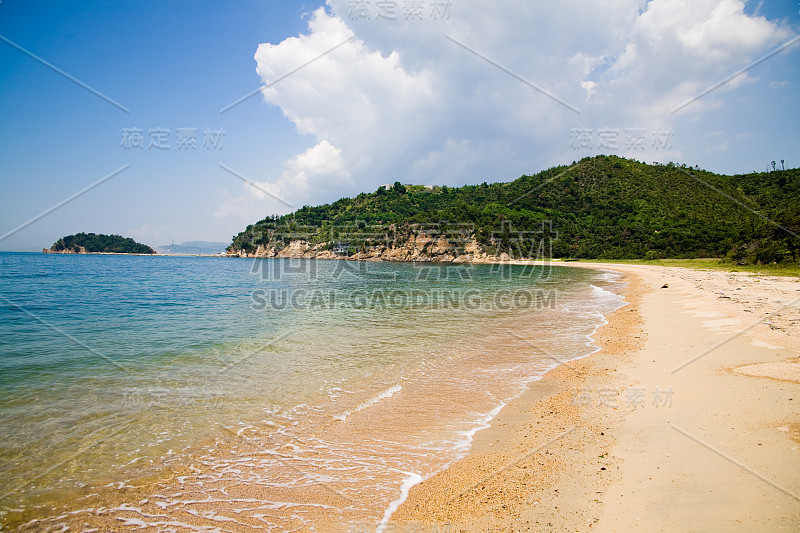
[228,233,503,263]
[43,246,88,254]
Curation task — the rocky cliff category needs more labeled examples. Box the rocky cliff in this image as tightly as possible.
[227,233,512,263]
[43,246,89,254]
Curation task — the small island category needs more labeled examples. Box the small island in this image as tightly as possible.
[43,232,156,255]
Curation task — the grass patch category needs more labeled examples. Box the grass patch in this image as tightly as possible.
[568,258,800,278]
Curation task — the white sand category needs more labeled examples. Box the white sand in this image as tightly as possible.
[391,262,800,532]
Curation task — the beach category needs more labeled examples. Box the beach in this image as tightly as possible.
[2,257,799,531]
[0,255,623,531]
[390,262,800,531]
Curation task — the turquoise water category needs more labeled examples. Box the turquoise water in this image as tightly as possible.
[0,252,624,530]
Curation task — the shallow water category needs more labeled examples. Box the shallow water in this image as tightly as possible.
[0,253,624,530]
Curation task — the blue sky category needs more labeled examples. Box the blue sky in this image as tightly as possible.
[1,0,798,251]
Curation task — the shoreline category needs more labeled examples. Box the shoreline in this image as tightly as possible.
[389,262,800,531]
[374,268,628,531]
[387,265,644,530]
[33,249,800,278]
[4,259,798,530]
[2,261,621,531]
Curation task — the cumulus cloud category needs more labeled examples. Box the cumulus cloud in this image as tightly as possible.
[609,0,790,117]
[256,140,352,199]
[219,0,796,218]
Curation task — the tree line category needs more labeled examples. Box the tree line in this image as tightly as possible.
[229,155,799,265]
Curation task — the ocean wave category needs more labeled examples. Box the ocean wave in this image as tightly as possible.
[334,383,402,422]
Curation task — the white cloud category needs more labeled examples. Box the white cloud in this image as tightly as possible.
[221,0,796,217]
[615,0,790,117]
[260,140,352,198]
[581,80,598,99]
[214,141,352,221]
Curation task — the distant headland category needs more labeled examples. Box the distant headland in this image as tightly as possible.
[226,155,799,266]
[43,233,156,255]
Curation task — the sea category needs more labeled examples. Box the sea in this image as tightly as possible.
[0,252,625,531]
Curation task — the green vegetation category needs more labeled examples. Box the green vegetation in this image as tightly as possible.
[229,155,799,267]
[571,258,799,278]
[48,233,156,254]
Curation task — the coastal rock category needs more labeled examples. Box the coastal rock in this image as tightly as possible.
[43,245,88,254]
[229,233,505,264]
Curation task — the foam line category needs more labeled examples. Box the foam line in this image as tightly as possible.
[334,384,402,422]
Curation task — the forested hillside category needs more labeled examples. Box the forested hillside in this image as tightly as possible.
[229,156,799,264]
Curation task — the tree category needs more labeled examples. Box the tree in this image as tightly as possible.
[48,232,155,254]
[225,156,799,265]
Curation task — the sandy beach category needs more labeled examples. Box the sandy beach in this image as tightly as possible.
[390,262,800,532]
[4,260,798,532]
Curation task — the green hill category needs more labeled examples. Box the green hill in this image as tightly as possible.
[228,155,799,265]
[45,233,156,255]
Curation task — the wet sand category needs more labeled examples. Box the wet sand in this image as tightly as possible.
[390,263,800,531]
